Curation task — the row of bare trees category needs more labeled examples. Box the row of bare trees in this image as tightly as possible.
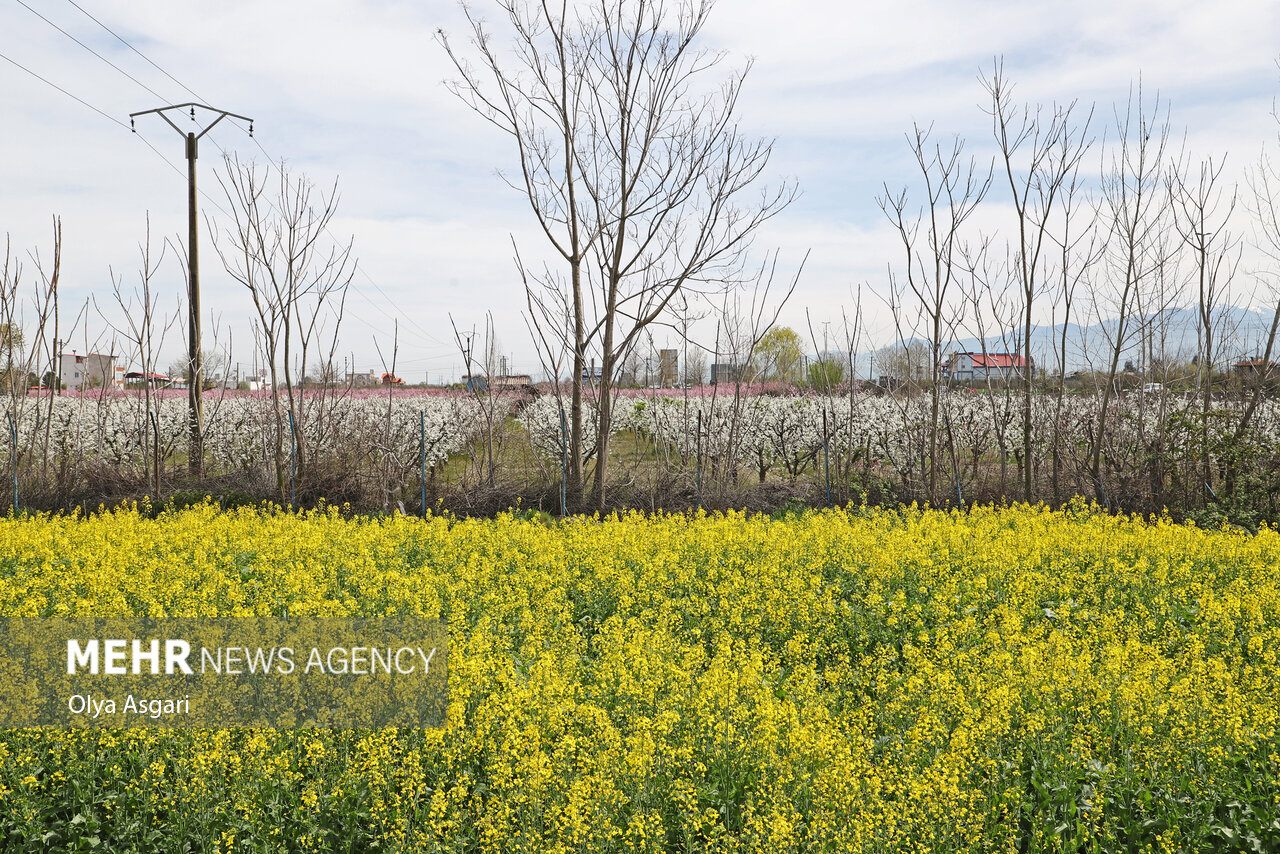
[212,155,357,497]
[871,58,1280,518]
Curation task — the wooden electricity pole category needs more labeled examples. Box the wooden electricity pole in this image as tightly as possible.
[130,103,253,476]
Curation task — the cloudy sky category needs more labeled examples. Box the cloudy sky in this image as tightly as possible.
[1,0,1279,382]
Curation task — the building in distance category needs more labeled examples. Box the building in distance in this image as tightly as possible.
[944,352,1034,382]
[60,352,123,390]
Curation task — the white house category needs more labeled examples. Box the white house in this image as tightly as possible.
[945,352,1034,382]
[60,352,123,390]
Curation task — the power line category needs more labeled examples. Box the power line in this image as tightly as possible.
[62,0,209,104]
[14,0,168,102]
[11,2,252,228]
[219,135,448,348]
[134,129,200,186]
[0,46,199,193]
[0,44,232,218]
[59,0,449,351]
[27,2,451,354]
[73,8,449,351]
[0,48,128,130]
[242,133,451,350]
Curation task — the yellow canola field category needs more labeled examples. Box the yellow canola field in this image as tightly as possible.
[0,503,1277,853]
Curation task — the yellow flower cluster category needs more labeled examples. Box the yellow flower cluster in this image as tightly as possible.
[0,502,1277,852]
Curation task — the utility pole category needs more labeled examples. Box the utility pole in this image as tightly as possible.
[130,103,253,476]
[461,331,474,384]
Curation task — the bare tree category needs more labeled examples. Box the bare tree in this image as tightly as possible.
[375,320,401,510]
[806,294,865,496]
[701,253,800,498]
[9,219,62,485]
[1046,159,1104,504]
[1089,83,1174,506]
[440,0,795,510]
[877,339,932,385]
[451,312,506,489]
[958,242,1021,499]
[982,61,1093,500]
[0,240,26,402]
[212,155,356,498]
[879,124,991,502]
[96,215,180,496]
[1236,136,1280,477]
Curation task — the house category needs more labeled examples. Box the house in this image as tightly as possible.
[945,352,1034,382]
[1233,358,1279,377]
[60,352,123,390]
[710,362,745,385]
[123,371,171,389]
[463,374,533,392]
[346,369,381,387]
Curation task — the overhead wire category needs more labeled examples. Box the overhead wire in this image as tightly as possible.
[12,1,455,371]
[0,47,210,198]
[62,0,211,104]
[0,47,128,130]
[1,14,407,373]
[239,130,452,351]
[56,0,453,355]
[13,0,168,102]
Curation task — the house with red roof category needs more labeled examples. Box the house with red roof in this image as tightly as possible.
[1233,357,1279,377]
[945,352,1034,382]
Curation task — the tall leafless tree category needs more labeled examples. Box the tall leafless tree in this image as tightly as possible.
[1089,83,1174,506]
[211,155,356,499]
[982,61,1093,500]
[879,124,991,503]
[97,215,179,496]
[1236,136,1280,472]
[12,219,62,484]
[440,0,795,510]
[1046,160,1103,504]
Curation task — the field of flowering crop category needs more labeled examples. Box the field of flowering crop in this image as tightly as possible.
[0,503,1277,852]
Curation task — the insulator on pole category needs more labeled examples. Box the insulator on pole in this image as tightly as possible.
[130,118,135,133]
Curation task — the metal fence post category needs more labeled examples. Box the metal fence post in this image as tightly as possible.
[696,409,703,511]
[288,410,297,512]
[560,407,568,518]
[420,410,427,518]
[822,407,831,509]
[5,412,16,513]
